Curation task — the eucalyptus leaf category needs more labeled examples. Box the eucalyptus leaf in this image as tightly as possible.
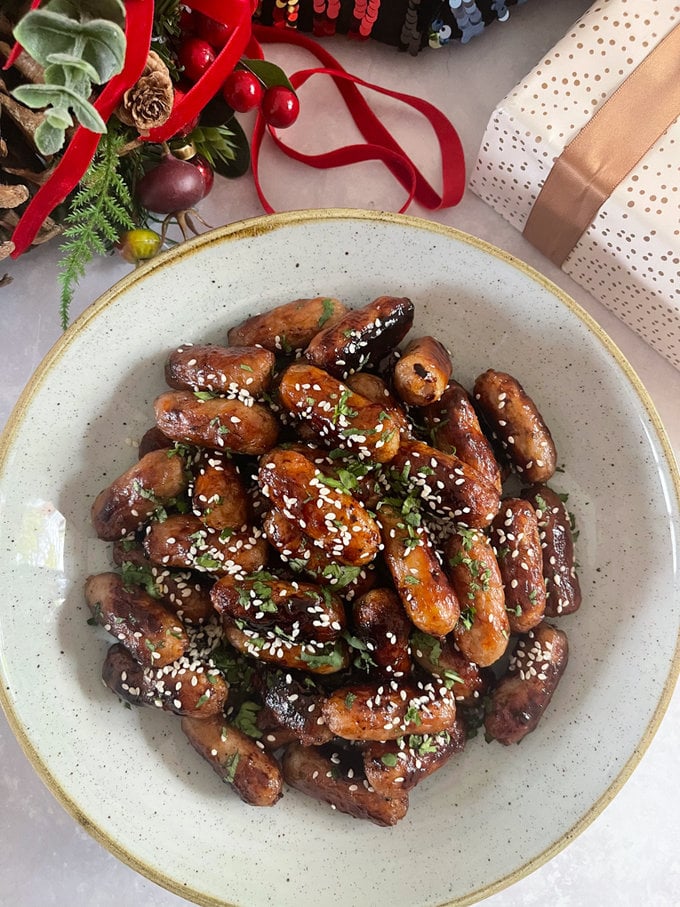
[45,106,73,129]
[13,10,125,82]
[45,53,101,83]
[43,63,93,98]
[34,118,67,156]
[46,0,126,27]
[13,83,107,133]
[241,59,294,91]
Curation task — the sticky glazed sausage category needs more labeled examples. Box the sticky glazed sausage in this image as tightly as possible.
[190,450,251,531]
[227,296,348,352]
[377,502,460,638]
[154,390,279,455]
[389,439,501,529]
[485,622,569,745]
[84,572,189,668]
[282,742,409,827]
[445,528,510,668]
[143,512,268,577]
[91,448,189,541]
[102,643,228,718]
[473,369,557,483]
[322,678,457,741]
[222,620,349,675]
[277,362,401,463]
[211,573,346,645]
[165,344,275,397]
[254,668,333,746]
[182,715,284,806]
[345,372,412,439]
[352,588,413,678]
[304,295,415,379]
[392,335,452,406]
[490,499,546,634]
[363,715,466,794]
[421,380,502,492]
[258,447,380,566]
[522,484,582,617]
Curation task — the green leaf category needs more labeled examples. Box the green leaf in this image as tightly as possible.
[12,83,107,138]
[33,118,67,156]
[232,701,263,739]
[380,753,398,767]
[45,52,101,83]
[241,59,294,91]
[14,10,125,82]
[44,105,73,130]
[47,0,126,27]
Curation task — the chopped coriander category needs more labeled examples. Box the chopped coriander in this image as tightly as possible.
[380,752,398,767]
[223,751,240,783]
[344,692,357,709]
[318,297,335,327]
[232,701,263,739]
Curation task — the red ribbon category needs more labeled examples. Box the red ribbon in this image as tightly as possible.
[250,24,465,214]
[1,0,41,71]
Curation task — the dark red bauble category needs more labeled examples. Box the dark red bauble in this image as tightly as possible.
[222,69,264,113]
[261,85,300,128]
[191,153,215,196]
[178,37,216,82]
[195,12,232,49]
[136,153,208,213]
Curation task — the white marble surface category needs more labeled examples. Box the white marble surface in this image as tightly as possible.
[1,1,679,904]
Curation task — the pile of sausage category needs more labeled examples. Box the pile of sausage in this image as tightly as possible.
[86,294,580,826]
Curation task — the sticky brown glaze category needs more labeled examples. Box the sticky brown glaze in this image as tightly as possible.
[102,642,228,718]
[377,502,460,638]
[211,574,346,645]
[222,621,349,675]
[410,630,491,706]
[165,343,275,397]
[389,438,501,529]
[392,335,452,406]
[345,372,412,438]
[444,529,510,668]
[490,499,546,634]
[363,715,466,794]
[227,296,348,351]
[254,668,333,746]
[91,448,189,541]
[277,362,401,463]
[473,369,557,483]
[322,678,457,741]
[258,448,380,566]
[304,295,414,379]
[143,512,268,577]
[190,450,251,531]
[352,588,412,677]
[282,741,409,827]
[522,484,582,617]
[111,538,214,624]
[154,390,279,455]
[262,508,377,599]
[421,380,502,492]
[84,572,188,668]
[485,622,569,745]
[182,715,284,806]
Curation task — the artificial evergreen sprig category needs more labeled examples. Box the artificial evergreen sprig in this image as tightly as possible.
[57,126,135,329]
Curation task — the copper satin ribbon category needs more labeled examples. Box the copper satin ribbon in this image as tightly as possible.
[522,20,680,267]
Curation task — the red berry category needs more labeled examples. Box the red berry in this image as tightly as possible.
[261,85,300,128]
[178,37,215,83]
[195,12,232,49]
[223,70,264,113]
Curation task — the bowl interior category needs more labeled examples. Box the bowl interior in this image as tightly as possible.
[1,210,679,907]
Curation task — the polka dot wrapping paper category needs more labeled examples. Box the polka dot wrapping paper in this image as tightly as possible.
[469,0,680,370]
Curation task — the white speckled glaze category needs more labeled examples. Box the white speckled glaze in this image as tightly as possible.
[0,210,678,907]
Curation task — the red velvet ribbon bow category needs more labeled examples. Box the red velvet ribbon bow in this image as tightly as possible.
[250,25,466,213]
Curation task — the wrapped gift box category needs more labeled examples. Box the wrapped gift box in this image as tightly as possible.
[469,0,680,369]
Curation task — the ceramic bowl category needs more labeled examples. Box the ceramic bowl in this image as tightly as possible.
[1,210,678,907]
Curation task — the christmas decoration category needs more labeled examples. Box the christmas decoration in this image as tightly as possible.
[0,0,298,325]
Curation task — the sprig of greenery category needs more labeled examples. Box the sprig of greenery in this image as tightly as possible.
[57,125,135,328]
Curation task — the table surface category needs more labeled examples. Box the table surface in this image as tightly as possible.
[2,2,679,905]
